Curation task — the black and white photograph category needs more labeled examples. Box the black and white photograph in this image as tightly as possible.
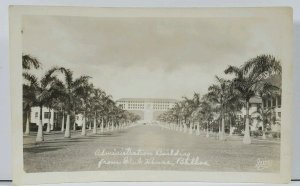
[9,6,293,185]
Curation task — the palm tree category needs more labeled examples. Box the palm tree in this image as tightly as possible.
[190,106,202,135]
[22,54,41,135]
[23,83,35,135]
[90,88,104,134]
[251,103,273,139]
[207,76,232,140]
[101,94,113,131]
[77,83,93,136]
[224,54,281,144]
[71,95,82,131]
[170,102,181,131]
[50,97,66,131]
[200,95,214,137]
[222,82,244,137]
[23,68,65,142]
[115,106,125,129]
[253,82,280,139]
[226,102,243,137]
[106,98,116,131]
[179,100,191,133]
[183,93,201,135]
[51,67,90,138]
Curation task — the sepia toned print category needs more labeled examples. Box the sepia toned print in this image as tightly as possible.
[11,7,292,184]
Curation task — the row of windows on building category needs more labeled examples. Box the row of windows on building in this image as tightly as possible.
[153,101,173,104]
[263,96,281,109]
[118,103,173,110]
[118,104,144,110]
[35,112,55,119]
[119,101,145,104]
[128,105,144,109]
[237,111,281,121]
[118,100,174,104]
[125,105,170,110]
[128,103,144,107]
[153,105,170,110]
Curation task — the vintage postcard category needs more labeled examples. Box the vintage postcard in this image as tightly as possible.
[10,6,293,185]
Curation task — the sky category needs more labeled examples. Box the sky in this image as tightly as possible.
[22,15,283,101]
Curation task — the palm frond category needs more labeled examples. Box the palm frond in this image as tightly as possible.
[22,72,39,88]
[72,75,91,90]
[224,65,242,77]
[243,54,282,75]
[22,54,41,70]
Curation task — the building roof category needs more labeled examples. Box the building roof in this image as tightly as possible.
[249,96,262,104]
[116,98,178,103]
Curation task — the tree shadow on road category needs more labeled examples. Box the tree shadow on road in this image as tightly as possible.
[23,145,64,154]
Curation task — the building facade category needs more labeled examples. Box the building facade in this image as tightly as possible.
[237,73,282,133]
[116,98,177,123]
[262,95,281,132]
[30,106,84,130]
[30,106,57,130]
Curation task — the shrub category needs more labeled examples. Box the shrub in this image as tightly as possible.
[266,131,281,138]
[272,132,281,138]
[251,130,262,137]
[29,123,38,132]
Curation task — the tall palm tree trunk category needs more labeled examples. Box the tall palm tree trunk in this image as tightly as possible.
[93,112,97,134]
[107,119,110,131]
[24,110,30,135]
[106,120,109,132]
[219,113,225,140]
[81,112,86,136]
[206,121,209,137]
[196,122,200,136]
[101,118,104,133]
[64,114,71,138]
[61,112,65,132]
[243,101,251,144]
[262,121,266,139]
[218,120,221,138]
[36,106,44,142]
[179,120,183,132]
[229,116,233,136]
[111,119,114,131]
[46,108,51,133]
[183,118,187,133]
[189,121,193,134]
[73,105,76,131]
[261,103,266,140]
[73,120,76,131]
[89,118,92,130]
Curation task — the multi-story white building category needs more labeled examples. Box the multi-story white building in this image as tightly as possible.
[30,106,57,130]
[30,106,84,130]
[233,96,281,134]
[116,98,177,123]
[262,95,281,132]
[238,74,281,133]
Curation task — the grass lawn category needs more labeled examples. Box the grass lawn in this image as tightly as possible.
[23,124,280,173]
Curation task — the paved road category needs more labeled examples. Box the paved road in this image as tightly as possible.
[23,124,280,173]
